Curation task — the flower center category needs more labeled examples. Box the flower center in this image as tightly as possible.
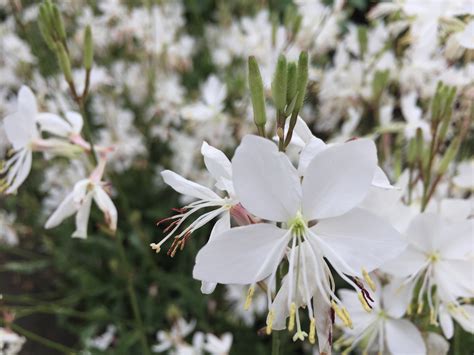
[426,251,440,263]
[288,210,307,238]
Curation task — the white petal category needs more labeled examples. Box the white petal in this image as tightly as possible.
[4,112,34,149]
[383,278,413,319]
[232,135,301,222]
[439,305,454,339]
[161,170,220,201]
[37,113,71,137]
[405,213,442,252]
[438,219,473,259]
[18,85,38,118]
[302,139,377,220]
[201,141,232,182]
[313,288,333,354]
[73,179,90,203]
[65,111,83,133]
[200,214,231,294]
[193,223,288,284]
[6,150,32,194]
[72,193,93,239]
[385,319,426,355]
[311,208,405,276]
[372,166,396,189]
[434,260,473,300]
[292,117,314,147]
[297,138,327,176]
[45,192,77,229]
[451,304,474,334]
[381,246,426,278]
[93,186,118,231]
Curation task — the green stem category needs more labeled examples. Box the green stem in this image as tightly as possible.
[7,322,77,354]
[272,330,281,355]
[77,99,98,165]
[115,231,151,355]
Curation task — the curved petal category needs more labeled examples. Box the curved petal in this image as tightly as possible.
[201,141,232,182]
[6,150,32,194]
[372,166,397,189]
[93,186,118,231]
[37,113,71,137]
[232,135,301,222]
[302,139,377,220]
[193,223,289,284]
[451,304,474,334]
[297,138,327,176]
[385,319,426,355]
[161,170,220,201]
[292,117,314,147]
[72,193,93,239]
[18,85,38,119]
[45,191,77,229]
[383,278,413,319]
[3,113,34,149]
[434,260,473,300]
[311,208,405,276]
[439,305,454,339]
[65,111,83,133]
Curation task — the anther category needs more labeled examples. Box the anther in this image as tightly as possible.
[288,302,296,331]
[244,286,255,310]
[266,310,274,335]
[309,317,316,344]
[362,268,376,292]
[358,292,372,312]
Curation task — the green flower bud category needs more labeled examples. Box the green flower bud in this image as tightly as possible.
[56,43,73,83]
[286,62,297,104]
[248,56,267,129]
[372,70,389,101]
[294,51,308,113]
[438,137,461,175]
[357,26,368,57]
[84,25,93,71]
[272,54,287,111]
[52,4,66,42]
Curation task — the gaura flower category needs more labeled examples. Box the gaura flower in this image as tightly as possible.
[1,86,82,194]
[151,141,240,256]
[45,159,117,238]
[438,300,474,339]
[203,332,233,355]
[382,213,473,325]
[335,278,426,355]
[193,135,405,343]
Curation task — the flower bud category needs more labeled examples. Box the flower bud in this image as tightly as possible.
[294,51,308,113]
[272,54,287,111]
[286,62,297,104]
[84,25,94,71]
[438,137,461,175]
[56,43,73,83]
[248,56,267,129]
[52,4,66,42]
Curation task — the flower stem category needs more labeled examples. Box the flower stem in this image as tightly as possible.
[272,330,281,355]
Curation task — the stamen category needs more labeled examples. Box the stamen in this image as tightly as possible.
[309,317,316,344]
[244,286,255,310]
[288,302,296,331]
[266,310,274,335]
[150,243,161,253]
[362,268,376,292]
[417,301,424,314]
[332,301,352,329]
[358,292,372,312]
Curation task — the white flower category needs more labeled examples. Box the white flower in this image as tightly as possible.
[86,325,116,351]
[151,142,238,256]
[382,213,474,323]
[438,301,474,339]
[152,318,198,353]
[1,86,80,194]
[203,333,232,355]
[0,327,26,355]
[181,76,227,122]
[335,278,426,355]
[453,160,474,190]
[194,135,405,343]
[45,160,117,238]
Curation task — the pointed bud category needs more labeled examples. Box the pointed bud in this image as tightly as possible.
[294,51,308,113]
[248,56,267,130]
[272,54,287,111]
[438,137,461,175]
[357,26,368,56]
[84,25,93,70]
[56,43,73,83]
[286,62,297,104]
[52,4,66,42]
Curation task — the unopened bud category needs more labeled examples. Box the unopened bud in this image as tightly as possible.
[84,25,93,70]
[294,51,308,114]
[272,54,288,111]
[52,4,66,42]
[248,56,267,130]
[286,62,297,104]
[438,137,461,175]
[56,43,73,83]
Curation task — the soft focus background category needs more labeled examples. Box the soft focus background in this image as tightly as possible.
[0,0,473,354]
